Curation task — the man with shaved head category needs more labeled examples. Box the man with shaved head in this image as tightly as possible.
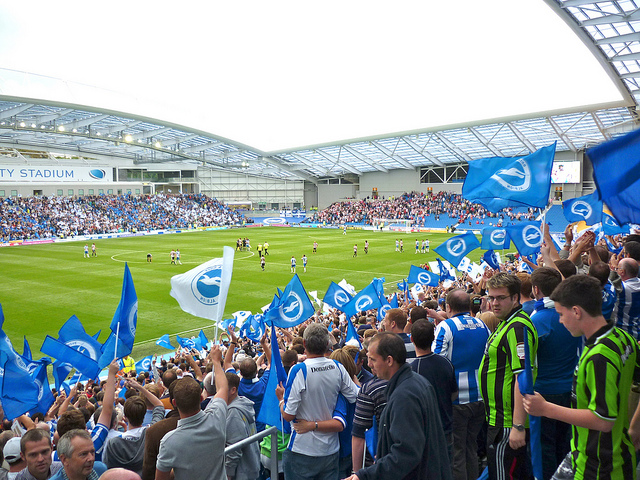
[433,289,490,480]
[612,257,640,340]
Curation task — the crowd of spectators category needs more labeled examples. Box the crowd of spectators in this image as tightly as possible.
[307,191,540,227]
[2,197,640,479]
[0,193,243,242]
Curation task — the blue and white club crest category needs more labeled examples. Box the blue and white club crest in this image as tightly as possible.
[126,301,138,338]
[280,292,304,323]
[417,272,432,285]
[355,295,374,312]
[604,215,618,227]
[192,265,223,306]
[522,225,543,249]
[34,378,44,401]
[447,238,466,257]
[490,229,506,245]
[379,304,391,316]
[333,290,350,308]
[140,357,152,370]
[66,339,99,361]
[490,158,531,192]
[570,201,592,219]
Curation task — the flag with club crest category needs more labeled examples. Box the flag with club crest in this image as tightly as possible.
[505,222,544,257]
[266,275,315,328]
[323,282,353,312]
[562,191,602,226]
[463,143,556,212]
[407,265,440,287]
[343,282,383,319]
[434,233,481,269]
[481,227,510,250]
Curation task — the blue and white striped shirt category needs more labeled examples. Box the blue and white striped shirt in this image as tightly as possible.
[613,277,640,341]
[433,313,490,404]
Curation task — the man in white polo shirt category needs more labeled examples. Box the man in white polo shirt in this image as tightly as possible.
[276,323,359,480]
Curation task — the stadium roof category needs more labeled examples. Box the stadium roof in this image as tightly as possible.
[0,0,639,182]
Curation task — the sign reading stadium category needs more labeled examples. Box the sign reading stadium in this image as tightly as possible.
[0,165,113,182]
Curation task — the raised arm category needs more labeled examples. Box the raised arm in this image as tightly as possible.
[223,326,238,371]
[208,345,229,403]
[97,360,119,428]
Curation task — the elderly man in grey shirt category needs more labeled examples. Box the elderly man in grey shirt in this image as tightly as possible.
[155,345,229,480]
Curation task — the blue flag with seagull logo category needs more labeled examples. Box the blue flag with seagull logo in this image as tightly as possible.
[505,222,544,257]
[481,227,510,250]
[463,143,556,212]
[343,282,383,319]
[434,233,481,269]
[266,275,315,328]
[407,265,440,287]
[155,334,173,350]
[323,281,353,312]
[562,191,602,226]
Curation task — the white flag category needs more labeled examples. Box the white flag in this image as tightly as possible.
[170,246,234,322]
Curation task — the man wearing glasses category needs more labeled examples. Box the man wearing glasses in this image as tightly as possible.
[479,273,538,480]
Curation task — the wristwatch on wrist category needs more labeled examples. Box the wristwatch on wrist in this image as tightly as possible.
[513,424,525,432]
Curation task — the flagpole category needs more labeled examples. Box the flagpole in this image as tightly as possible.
[114,322,120,361]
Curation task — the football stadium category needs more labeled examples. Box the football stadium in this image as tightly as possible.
[1,2,640,479]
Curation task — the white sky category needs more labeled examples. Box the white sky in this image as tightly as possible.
[0,0,625,152]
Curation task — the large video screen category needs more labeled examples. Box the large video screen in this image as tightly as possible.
[551,161,580,184]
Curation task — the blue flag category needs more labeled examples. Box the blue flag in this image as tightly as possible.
[52,360,73,392]
[517,327,543,480]
[345,317,362,348]
[436,259,456,282]
[343,282,383,319]
[434,233,481,269]
[240,315,267,342]
[396,279,410,300]
[266,275,315,328]
[602,212,630,236]
[110,263,138,352]
[407,265,440,287]
[135,355,154,374]
[482,250,500,270]
[481,227,510,250]
[257,326,289,432]
[588,127,640,225]
[462,142,556,212]
[389,294,398,309]
[32,360,55,416]
[562,192,603,225]
[23,337,32,360]
[505,222,544,257]
[155,334,174,350]
[198,330,209,349]
[58,315,103,363]
[175,335,196,349]
[41,336,101,379]
[323,282,353,312]
[98,264,138,369]
[377,293,391,322]
[0,350,41,420]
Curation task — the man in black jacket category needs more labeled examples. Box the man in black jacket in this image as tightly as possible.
[346,333,452,480]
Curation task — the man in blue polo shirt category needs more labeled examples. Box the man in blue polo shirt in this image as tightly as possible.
[530,267,581,480]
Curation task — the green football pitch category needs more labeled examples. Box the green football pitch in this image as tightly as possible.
[0,227,483,359]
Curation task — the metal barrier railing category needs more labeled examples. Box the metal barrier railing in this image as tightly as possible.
[224,425,279,477]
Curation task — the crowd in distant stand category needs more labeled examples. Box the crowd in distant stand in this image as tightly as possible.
[0,194,243,242]
[306,191,540,227]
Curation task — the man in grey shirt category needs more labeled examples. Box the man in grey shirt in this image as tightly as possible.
[16,429,62,480]
[155,345,229,480]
